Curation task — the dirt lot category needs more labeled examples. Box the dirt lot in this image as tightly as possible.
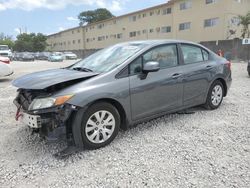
[0,61,249,187]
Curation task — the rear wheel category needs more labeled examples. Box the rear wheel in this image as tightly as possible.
[74,102,120,149]
[204,80,224,110]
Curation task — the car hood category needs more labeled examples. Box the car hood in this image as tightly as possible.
[12,68,98,90]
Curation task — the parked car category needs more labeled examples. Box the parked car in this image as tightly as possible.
[12,52,22,61]
[0,45,13,60]
[63,52,77,60]
[48,52,64,62]
[12,40,232,151]
[0,56,10,64]
[248,61,250,76]
[19,52,35,61]
[36,52,51,60]
[0,56,13,77]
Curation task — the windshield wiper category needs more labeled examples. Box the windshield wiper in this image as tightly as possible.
[72,67,93,72]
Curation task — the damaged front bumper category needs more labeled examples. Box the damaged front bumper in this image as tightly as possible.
[14,98,77,141]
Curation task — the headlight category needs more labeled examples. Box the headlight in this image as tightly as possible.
[28,95,73,111]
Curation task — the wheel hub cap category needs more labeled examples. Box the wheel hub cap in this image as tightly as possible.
[211,85,223,106]
[85,110,115,144]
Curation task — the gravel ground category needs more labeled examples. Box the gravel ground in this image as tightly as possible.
[0,61,249,188]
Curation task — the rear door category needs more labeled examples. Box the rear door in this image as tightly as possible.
[180,44,215,106]
[129,44,184,120]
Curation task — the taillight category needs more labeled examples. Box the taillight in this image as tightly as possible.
[0,60,10,64]
[225,61,231,71]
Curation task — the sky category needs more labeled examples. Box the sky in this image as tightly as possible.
[0,0,168,38]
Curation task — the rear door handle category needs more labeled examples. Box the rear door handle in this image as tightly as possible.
[206,65,213,70]
[172,73,182,79]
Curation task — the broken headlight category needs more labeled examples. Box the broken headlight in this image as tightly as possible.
[28,95,73,111]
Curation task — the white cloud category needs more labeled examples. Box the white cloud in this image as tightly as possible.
[0,0,125,12]
[110,1,122,11]
[58,27,65,31]
[67,16,78,21]
[14,28,21,34]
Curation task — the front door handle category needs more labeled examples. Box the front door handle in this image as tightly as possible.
[172,73,182,79]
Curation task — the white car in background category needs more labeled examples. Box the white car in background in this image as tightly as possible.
[0,56,13,77]
[63,51,77,60]
[0,45,13,60]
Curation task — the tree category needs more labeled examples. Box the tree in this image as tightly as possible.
[238,11,250,38]
[13,33,47,52]
[32,33,47,52]
[0,33,14,49]
[78,8,114,25]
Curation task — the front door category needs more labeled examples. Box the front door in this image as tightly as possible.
[129,44,184,120]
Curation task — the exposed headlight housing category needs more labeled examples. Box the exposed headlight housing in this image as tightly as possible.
[28,95,74,111]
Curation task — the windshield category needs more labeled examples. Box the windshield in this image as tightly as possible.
[69,43,146,73]
[0,46,9,50]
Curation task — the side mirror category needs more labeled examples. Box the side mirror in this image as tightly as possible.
[143,61,160,73]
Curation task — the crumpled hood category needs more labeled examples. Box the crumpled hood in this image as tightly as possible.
[12,68,98,90]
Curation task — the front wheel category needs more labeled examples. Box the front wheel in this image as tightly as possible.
[204,80,224,110]
[73,102,120,149]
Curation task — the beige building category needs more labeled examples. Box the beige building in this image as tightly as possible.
[47,0,250,52]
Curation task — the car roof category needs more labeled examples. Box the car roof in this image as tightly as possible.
[120,39,203,47]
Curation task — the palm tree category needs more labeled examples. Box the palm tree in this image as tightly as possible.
[238,11,250,38]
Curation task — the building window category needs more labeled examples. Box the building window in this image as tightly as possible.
[161,26,171,33]
[150,11,154,16]
[98,36,105,41]
[204,18,219,27]
[162,7,172,15]
[77,29,80,33]
[205,0,218,4]
[78,39,81,43]
[87,39,90,43]
[149,29,154,33]
[130,31,136,37]
[72,30,74,34]
[142,29,147,34]
[129,15,137,22]
[180,1,192,10]
[156,10,161,15]
[117,33,123,39]
[142,13,147,18]
[179,22,191,30]
[72,40,75,44]
[138,14,141,19]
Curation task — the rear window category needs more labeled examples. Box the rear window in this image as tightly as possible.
[181,44,203,64]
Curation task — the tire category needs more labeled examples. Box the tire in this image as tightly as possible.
[73,102,120,149]
[204,80,224,110]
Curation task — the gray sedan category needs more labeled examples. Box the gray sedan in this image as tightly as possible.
[12,40,232,151]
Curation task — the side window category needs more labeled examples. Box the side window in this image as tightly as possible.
[202,49,209,61]
[142,45,178,69]
[129,57,142,75]
[181,44,204,64]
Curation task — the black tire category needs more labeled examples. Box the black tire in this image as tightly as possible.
[204,80,224,110]
[72,102,120,149]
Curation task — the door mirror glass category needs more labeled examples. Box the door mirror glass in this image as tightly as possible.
[143,61,160,73]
